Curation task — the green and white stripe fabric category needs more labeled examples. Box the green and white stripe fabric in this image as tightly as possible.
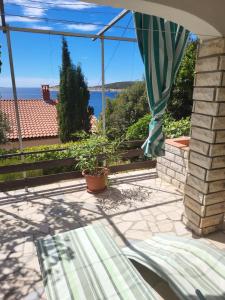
[36,225,160,300]
[123,234,225,299]
[134,13,189,157]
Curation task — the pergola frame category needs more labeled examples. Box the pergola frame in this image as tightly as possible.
[0,0,136,149]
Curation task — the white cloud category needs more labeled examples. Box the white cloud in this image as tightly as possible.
[0,76,58,88]
[53,1,96,10]
[5,15,41,23]
[30,25,53,30]
[23,7,45,17]
[5,0,96,16]
[67,23,99,32]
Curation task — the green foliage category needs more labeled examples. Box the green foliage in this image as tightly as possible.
[126,114,151,141]
[126,114,190,140]
[167,40,197,119]
[104,40,197,140]
[0,110,10,144]
[163,115,191,138]
[71,135,119,175]
[104,81,149,139]
[92,81,136,90]
[57,38,93,142]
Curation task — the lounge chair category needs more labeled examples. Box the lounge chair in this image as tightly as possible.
[122,235,225,300]
[36,225,160,300]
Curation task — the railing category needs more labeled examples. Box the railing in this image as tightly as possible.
[0,140,156,191]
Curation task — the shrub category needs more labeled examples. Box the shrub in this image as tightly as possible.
[126,114,191,140]
[126,114,151,141]
[0,110,10,144]
[163,116,191,138]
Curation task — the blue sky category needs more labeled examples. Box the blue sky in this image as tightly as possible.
[0,0,144,87]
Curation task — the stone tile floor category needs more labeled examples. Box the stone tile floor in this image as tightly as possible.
[0,169,225,300]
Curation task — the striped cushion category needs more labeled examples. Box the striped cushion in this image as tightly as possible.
[123,235,225,300]
[36,225,160,300]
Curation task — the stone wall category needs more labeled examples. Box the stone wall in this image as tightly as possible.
[183,37,225,235]
[157,137,189,192]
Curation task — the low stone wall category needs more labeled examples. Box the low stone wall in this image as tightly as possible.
[157,137,189,191]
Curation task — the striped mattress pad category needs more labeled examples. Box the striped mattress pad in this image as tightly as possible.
[36,225,160,300]
[122,234,225,300]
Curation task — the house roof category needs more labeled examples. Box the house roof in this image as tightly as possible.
[0,99,58,140]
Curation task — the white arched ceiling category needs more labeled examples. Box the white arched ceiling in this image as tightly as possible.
[83,0,225,39]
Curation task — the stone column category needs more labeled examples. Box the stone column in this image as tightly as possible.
[183,37,225,235]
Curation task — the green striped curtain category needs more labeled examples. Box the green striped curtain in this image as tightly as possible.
[134,13,190,157]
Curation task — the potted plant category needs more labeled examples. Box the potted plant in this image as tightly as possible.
[74,136,118,193]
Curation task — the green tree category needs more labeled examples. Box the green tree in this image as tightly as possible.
[103,40,197,140]
[0,111,10,144]
[104,81,149,139]
[167,40,197,119]
[57,38,93,142]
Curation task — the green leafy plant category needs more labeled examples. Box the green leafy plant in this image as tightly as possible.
[71,135,119,175]
[163,115,191,138]
[126,114,190,140]
[0,111,10,144]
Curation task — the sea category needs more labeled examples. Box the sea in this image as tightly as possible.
[0,87,119,117]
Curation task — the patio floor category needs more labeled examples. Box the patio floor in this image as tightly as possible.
[1,169,225,300]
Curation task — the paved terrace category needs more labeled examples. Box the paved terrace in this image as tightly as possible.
[1,169,225,300]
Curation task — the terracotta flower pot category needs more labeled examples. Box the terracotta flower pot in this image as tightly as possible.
[82,167,109,194]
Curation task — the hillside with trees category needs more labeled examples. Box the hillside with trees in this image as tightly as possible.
[90,81,137,91]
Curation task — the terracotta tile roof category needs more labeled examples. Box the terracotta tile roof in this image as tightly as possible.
[0,99,58,140]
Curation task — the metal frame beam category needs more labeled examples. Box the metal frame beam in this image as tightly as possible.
[0,25,136,42]
[92,9,133,134]
[93,9,130,41]
[0,0,23,152]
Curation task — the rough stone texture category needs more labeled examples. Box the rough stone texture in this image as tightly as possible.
[187,174,208,194]
[204,190,225,205]
[198,38,225,57]
[195,56,219,72]
[194,101,219,116]
[212,116,225,129]
[184,184,204,204]
[223,72,225,86]
[216,130,225,142]
[218,102,225,115]
[191,126,215,143]
[193,87,215,101]
[200,214,224,228]
[189,139,209,155]
[189,151,212,169]
[209,143,225,156]
[184,39,225,235]
[156,138,189,192]
[191,113,212,129]
[208,179,225,193]
[219,56,225,70]
[188,162,206,180]
[212,156,225,168]
[216,87,225,101]
[184,195,205,217]
[205,202,225,217]
[184,206,200,226]
[195,72,222,87]
[206,168,225,181]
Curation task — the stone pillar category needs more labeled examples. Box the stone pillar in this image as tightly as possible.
[183,37,225,235]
